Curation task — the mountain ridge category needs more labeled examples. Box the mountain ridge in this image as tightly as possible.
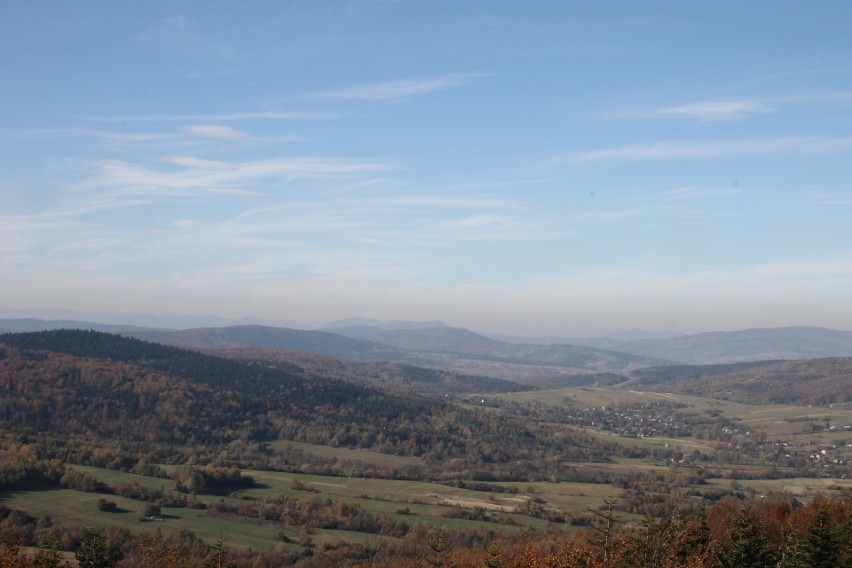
[5,319,852,366]
[630,356,852,405]
[322,317,449,331]
[617,325,852,364]
[120,324,662,382]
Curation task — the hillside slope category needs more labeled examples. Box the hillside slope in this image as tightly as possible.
[617,326,852,364]
[126,325,405,361]
[630,357,852,405]
[0,329,398,445]
[213,346,533,394]
[0,330,617,480]
[124,325,661,383]
[328,325,662,370]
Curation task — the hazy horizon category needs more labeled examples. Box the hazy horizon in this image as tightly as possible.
[3,306,851,342]
[3,2,852,337]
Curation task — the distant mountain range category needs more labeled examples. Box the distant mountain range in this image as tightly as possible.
[322,317,449,331]
[4,319,852,369]
[0,309,309,330]
[0,318,149,334]
[486,329,685,350]
[328,325,655,370]
[614,326,852,364]
[330,325,508,353]
[123,324,658,382]
[127,325,403,361]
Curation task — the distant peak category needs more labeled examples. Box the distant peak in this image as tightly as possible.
[323,317,449,331]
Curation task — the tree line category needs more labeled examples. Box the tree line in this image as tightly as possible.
[2,493,851,567]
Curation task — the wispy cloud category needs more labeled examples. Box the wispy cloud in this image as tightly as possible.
[12,126,304,150]
[316,73,483,102]
[204,187,268,197]
[0,212,86,253]
[183,124,249,140]
[361,195,518,210]
[572,136,852,162]
[166,156,238,170]
[79,111,336,123]
[10,128,181,144]
[78,156,392,198]
[437,213,540,242]
[213,190,543,249]
[650,100,773,121]
[54,238,126,252]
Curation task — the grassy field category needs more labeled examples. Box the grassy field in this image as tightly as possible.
[266,440,425,469]
[241,469,625,525]
[4,387,849,553]
[1,465,626,552]
[704,476,852,497]
[4,460,844,554]
[0,485,284,551]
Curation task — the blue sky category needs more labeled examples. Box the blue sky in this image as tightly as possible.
[2,1,852,336]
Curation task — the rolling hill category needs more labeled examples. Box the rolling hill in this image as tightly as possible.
[0,318,149,334]
[331,325,507,353]
[322,317,449,330]
[126,325,405,361]
[210,346,534,394]
[0,329,618,481]
[127,324,662,382]
[630,356,852,405]
[616,326,852,364]
[330,325,665,379]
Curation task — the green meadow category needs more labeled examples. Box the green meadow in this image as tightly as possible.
[4,387,850,553]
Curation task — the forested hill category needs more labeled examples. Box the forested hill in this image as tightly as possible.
[211,346,534,395]
[125,325,404,361]
[0,329,410,445]
[630,357,852,405]
[0,330,617,478]
[0,328,307,389]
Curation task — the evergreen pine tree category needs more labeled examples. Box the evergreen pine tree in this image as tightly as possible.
[775,526,808,568]
[75,528,121,568]
[806,506,840,568]
[726,511,775,568]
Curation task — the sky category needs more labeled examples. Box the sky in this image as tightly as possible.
[2,1,852,337]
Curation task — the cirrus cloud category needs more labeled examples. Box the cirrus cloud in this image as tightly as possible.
[651,100,774,121]
[183,124,249,139]
[571,136,852,162]
[166,155,238,170]
[316,73,484,102]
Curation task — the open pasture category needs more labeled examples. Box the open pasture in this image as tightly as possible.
[266,440,425,469]
[0,465,629,552]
